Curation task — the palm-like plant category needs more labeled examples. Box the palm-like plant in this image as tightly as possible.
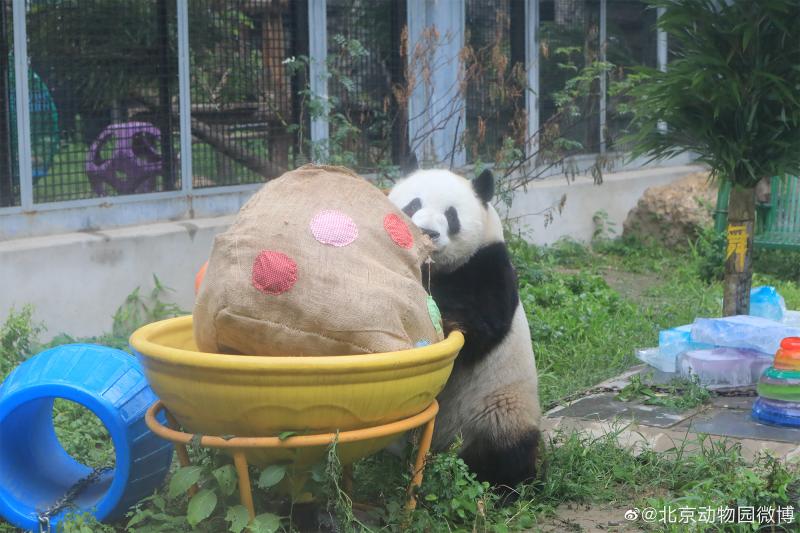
[627,0,800,315]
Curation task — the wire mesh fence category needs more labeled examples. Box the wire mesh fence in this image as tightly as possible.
[539,0,603,160]
[189,0,305,189]
[464,0,526,165]
[0,2,15,208]
[326,0,406,173]
[24,0,180,203]
[0,0,661,211]
[605,0,658,151]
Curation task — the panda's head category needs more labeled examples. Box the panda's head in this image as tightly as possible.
[388,168,504,272]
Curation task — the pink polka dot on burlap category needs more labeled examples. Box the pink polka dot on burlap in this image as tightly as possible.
[310,209,359,247]
[252,250,297,295]
[384,213,414,249]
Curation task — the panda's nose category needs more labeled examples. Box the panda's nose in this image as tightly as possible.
[421,228,440,239]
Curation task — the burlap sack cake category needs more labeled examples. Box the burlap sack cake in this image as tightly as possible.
[193,164,443,356]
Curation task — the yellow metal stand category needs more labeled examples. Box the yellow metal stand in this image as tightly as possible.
[145,400,438,519]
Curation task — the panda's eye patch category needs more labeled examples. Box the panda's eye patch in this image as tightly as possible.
[445,206,460,235]
[402,197,422,217]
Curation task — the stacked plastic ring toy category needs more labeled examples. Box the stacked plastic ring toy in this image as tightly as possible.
[752,337,800,428]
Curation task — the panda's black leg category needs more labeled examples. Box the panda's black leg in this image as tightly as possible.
[460,428,541,496]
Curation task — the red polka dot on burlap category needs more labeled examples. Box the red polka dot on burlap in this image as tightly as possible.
[252,250,298,295]
[383,213,413,249]
[310,209,359,247]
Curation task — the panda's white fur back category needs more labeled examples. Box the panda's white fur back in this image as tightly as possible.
[389,167,542,488]
[432,304,541,450]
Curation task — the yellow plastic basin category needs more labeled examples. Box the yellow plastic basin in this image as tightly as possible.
[130,315,462,470]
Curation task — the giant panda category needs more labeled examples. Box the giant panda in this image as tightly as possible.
[388,167,543,489]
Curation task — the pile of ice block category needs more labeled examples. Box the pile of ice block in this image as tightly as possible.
[752,337,800,428]
[636,286,800,386]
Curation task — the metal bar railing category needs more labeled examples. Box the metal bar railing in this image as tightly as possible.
[176,0,192,195]
[11,0,31,209]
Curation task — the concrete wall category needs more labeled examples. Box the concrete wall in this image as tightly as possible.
[503,164,705,245]
[0,164,704,339]
[0,217,233,340]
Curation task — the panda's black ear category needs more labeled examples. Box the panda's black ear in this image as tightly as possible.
[472,169,494,204]
[400,152,419,175]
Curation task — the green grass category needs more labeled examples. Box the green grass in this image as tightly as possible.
[32,140,94,203]
[1,236,799,532]
[28,139,247,204]
[29,138,276,203]
[510,236,722,407]
[192,141,274,188]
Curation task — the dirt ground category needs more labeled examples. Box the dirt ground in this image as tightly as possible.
[555,266,661,305]
[533,503,647,532]
[600,268,661,304]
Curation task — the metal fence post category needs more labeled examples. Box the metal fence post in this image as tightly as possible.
[524,0,539,166]
[599,0,607,155]
[156,0,176,191]
[11,0,31,208]
[657,6,667,133]
[177,0,192,193]
[406,0,465,168]
[0,4,12,207]
[308,0,329,162]
[657,7,667,72]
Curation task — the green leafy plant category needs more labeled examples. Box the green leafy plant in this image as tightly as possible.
[645,438,800,533]
[689,224,727,284]
[591,209,618,244]
[126,456,283,533]
[124,439,369,533]
[414,442,493,526]
[616,374,710,411]
[0,305,43,379]
[368,439,500,533]
[111,275,186,340]
[52,399,115,470]
[627,0,800,316]
[57,511,116,533]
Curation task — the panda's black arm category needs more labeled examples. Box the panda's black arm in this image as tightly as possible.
[428,242,520,365]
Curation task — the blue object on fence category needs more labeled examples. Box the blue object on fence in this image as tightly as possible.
[0,344,172,531]
[8,59,60,181]
[749,285,786,322]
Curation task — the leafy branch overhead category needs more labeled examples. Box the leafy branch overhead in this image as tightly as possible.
[623,0,800,316]
[626,0,800,187]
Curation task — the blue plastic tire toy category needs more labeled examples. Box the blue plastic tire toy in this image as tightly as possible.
[0,344,173,531]
[752,397,800,428]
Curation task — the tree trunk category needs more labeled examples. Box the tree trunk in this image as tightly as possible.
[722,184,756,316]
[188,115,284,178]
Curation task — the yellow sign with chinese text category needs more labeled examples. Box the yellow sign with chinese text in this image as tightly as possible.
[726,224,748,272]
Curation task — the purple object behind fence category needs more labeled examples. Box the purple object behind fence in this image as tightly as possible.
[85,122,162,195]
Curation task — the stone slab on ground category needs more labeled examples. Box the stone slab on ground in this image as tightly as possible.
[687,409,800,444]
[543,365,800,462]
[547,392,699,428]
